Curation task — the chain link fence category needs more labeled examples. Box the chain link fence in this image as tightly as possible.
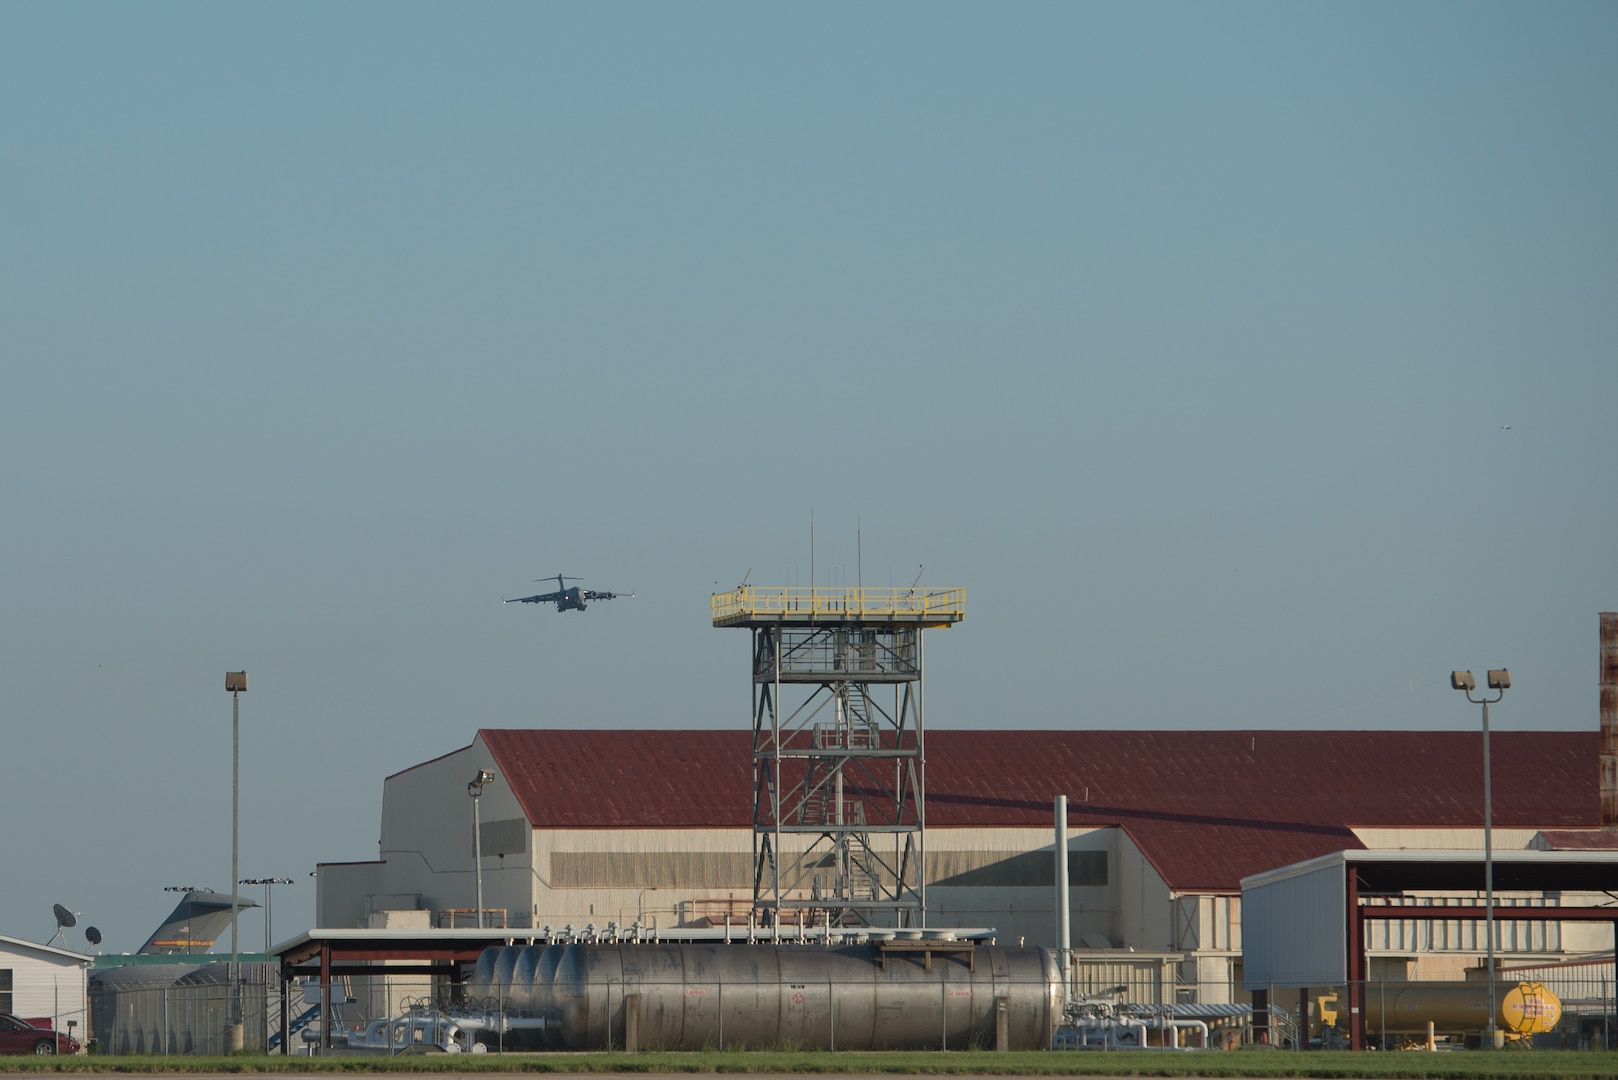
[83,960,1618,1054]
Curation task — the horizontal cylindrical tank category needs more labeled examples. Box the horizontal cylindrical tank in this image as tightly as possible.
[1363,982,1560,1037]
[468,941,1061,1051]
[469,944,568,1049]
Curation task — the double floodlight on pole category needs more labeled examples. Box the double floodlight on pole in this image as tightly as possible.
[240,876,295,956]
[1450,667,1510,1048]
[468,769,496,929]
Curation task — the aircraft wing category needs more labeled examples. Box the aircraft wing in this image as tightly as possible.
[583,589,630,601]
[506,591,564,604]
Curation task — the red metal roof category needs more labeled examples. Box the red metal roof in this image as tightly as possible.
[477,729,1601,892]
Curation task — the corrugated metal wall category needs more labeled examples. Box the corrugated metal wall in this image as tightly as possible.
[546,848,1109,889]
[1241,861,1347,988]
[1069,955,1180,1004]
[551,851,752,888]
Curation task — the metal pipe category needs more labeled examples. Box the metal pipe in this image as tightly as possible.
[774,630,782,928]
[231,690,240,1022]
[1055,795,1071,998]
[917,629,927,924]
[473,789,484,928]
[1167,1018,1209,1049]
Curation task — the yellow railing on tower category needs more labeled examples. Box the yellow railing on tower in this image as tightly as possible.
[711,585,965,626]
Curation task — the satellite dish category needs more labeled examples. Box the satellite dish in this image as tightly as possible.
[85,927,102,946]
[45,904,80,947]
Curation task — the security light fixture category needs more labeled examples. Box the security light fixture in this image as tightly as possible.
[467,769,496,928]
[1487,669,1511,690]
[1450,670,1475,691]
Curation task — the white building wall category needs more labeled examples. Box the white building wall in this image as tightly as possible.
[1170,893,1243,1005]
[1116,831,1172,951]
[356,910,435,1019]
[520,823,1140,941]
[534,825,752,929]
[337,784,1156,947]
[1351,827,1542,850]
[316,861,383,930]
[321,737,526,929]
[0,937,89,1035]
[925,825,1119,947]
[377,738,523,925]
[1241,858,1347,988]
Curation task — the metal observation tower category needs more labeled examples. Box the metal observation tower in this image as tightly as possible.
[712,583,965,929]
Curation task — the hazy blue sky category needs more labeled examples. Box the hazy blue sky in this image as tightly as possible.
[4,2,1615,954]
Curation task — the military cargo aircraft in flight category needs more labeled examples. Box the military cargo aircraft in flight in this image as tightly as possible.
[505,574,632,613]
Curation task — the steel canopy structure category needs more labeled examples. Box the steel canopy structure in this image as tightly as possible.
[1242,849,1618,1050]
[712,584,965,930]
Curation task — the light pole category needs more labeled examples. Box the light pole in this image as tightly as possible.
[1450,668,1510,1048]
[241,877,294,955]
[225,671,247,1026]
[468,770,496,929]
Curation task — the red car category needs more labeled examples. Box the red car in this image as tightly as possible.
[0,1014,80,1055]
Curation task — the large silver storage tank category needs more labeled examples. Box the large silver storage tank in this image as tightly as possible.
[469,941,1060,1051]
[469,944,568,1049]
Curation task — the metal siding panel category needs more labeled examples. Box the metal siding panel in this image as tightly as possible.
[1242,859,1346,989]
[551,851,754,888]
[0,947,88,1030]
[478,817,528,856]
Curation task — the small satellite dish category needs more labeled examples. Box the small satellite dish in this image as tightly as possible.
[85,927,102,946]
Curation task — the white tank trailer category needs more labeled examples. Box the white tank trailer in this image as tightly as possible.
[466,941,1063,1051]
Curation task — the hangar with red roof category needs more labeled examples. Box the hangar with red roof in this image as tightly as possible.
[315,726,1612,1006]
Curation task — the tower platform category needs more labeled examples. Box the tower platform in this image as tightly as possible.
[711,585,966,628]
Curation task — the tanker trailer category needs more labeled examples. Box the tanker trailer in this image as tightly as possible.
[1359,982,1561,1044]
[469,940,1062,1051]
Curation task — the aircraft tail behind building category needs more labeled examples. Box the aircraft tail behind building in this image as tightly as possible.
[138,891,259,955]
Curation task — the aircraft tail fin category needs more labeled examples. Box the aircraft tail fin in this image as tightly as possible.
[138,890,260,955]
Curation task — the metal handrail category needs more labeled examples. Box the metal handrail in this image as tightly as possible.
[712,585,965,624]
